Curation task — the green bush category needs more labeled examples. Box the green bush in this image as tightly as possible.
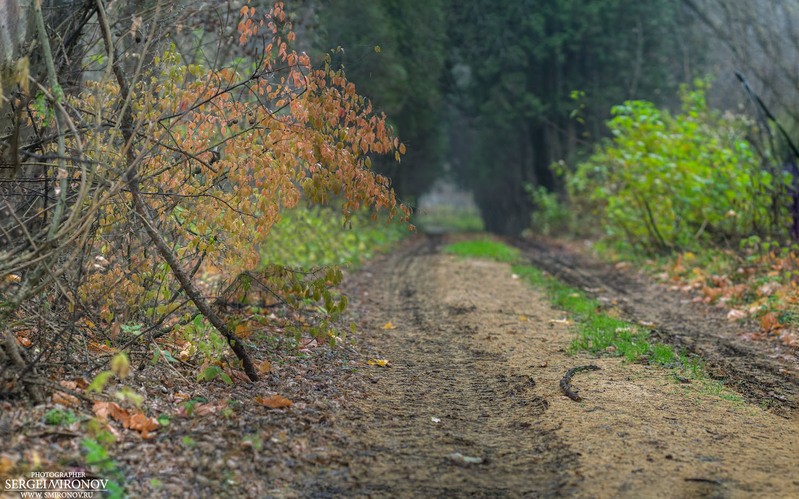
[568,81,791,253]
[527,184,573,236]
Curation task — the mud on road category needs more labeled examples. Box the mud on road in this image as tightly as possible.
[302,235,799,498]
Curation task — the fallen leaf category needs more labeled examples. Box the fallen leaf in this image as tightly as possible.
[230,369,249,382]
[759,312,782,332]
[0,453,18,474]
[127,412,159,438]
[727,309,747,321]
[93,401,129,426]
[87,341,117,354]
[549,318,572,325]
[59,380,78,391]
[299,337,318,349]
[367,358,389,367]
[235,323,254,339]
[52,391,80,407]
[173,392,191,402]
[255,395,293,409]
[519,315,528,322]
[257,361,272,374]
[382,321,395,330]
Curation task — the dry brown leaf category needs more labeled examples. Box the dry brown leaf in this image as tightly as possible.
[193,403,219,416]
[257,361,272,374]
[52,391,80,407]
[255,395,293,409]
[127,412,159,438]
[87,341,117,354]
[93,401,129,426]
[0,453,19,475]
[59,380,78,391]
[727,309,747,321]
[759,312,782,332]
[235,323,254,339]
[173,392,191,402]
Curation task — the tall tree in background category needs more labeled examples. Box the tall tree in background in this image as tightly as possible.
[314,0,447,202]
[682,0,799,130]
[446,0,694,234]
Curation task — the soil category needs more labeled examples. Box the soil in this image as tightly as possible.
[2,234,799,498]
[517,237,799,415]
[298,235,799,497]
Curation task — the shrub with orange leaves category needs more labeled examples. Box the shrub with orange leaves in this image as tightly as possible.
[3,1,409,388]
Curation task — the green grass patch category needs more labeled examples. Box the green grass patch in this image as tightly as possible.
[512,263,740,400]
[441,238,741,401]
[444,238,521,263]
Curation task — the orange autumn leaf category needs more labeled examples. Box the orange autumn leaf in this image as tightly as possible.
[87,341,117,354]
[0,454,17,475]
[15,330,31,348]
[52,391,80,407]
[759,312,782,332]
[234,323,254,339]
[94,401,159,437]
[127,412,159,438]
[59,380,79,391]
[255,395,293,409]
[93,401,130,425]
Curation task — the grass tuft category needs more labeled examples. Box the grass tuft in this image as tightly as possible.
[444,239,521,263]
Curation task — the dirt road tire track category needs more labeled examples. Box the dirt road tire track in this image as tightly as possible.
[518,238,799,415]
[304,236,578,497]
[299,235,799,498]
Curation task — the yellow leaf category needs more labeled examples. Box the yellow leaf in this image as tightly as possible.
[367,358,389,367]
[519,315,528,322]
[111,352,130,379]
[382,321,395,330]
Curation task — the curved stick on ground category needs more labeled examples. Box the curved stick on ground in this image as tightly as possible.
[560,365,600,401]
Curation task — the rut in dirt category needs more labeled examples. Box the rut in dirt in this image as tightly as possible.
[517,238,799,414]
[304,237,577,497]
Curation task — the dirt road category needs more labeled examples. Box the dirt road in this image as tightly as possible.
[301,235,799,498]
[5,235,796,498]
